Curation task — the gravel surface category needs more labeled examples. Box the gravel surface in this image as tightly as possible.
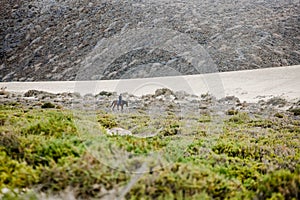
[1,88,299,121]
[1,0,299,81]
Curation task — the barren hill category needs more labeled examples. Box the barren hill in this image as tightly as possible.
[1,0,299,81]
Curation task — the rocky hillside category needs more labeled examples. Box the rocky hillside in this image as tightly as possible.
[1,0,299,81]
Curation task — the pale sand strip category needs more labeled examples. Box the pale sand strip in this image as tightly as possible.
[1,65,299,102]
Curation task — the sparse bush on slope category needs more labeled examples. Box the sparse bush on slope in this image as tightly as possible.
[0,104,299,199]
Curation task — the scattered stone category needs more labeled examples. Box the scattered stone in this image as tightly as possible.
[107,127,132,136]
[0,88,299,122]
[154,88,175,97]
[24,90,55,98]
[266,97,287,107]
[0,87,8,96]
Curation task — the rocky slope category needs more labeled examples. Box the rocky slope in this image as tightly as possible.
[1,0,299,81]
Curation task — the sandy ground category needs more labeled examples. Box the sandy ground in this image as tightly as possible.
[1,65,299,103]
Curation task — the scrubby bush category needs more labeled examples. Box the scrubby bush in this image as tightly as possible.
[21,111,77,137]
[0,132,22,160]
[97,114,117,129]
[274,112,285,118]
[0,114,6,126]
[212,141,261,159]
[198,114,211,123]
[248,119,274,128]
[267,97,287,107]
[37,153,128,199]
[289,108,300,116]
[98,91,113,96]
[1,105,299,199]
[226,109,238,115]
[0,151,39,188]
[154,88,174,97]
[41,102,55,109]
[24,137,84,166]
[159,120,181,136]
[127,163,249,199]
[257,170,300,199]
[227,112,250,124]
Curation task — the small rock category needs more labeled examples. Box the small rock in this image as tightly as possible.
[107,127,132,136]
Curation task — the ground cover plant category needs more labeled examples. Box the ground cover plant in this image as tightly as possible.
[0,92,299,199]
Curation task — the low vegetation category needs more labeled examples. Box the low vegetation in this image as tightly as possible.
[0,104,299,199]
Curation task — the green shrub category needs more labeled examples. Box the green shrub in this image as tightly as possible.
[98,91,113,96]
[37,153,128,199]
[24,137,84,166]
[0,151,39,188]
[274,112,284,118]
[228,112,250,124]
[111,135,168,155]
[226,109,238,115]
[127,163,246,199]
[289,108,300,116]
[198,115,211,123]
[1,104,299,199]
[97,114,117,129]
[186,140,204,156]
[212,141,264,160]
[0,114,7,126]
[257,170,300,199]
[159,120,181,136]
[41,102,55,109]
[21,111,77,137]
[0,132,22,160]
[248,119,274,128]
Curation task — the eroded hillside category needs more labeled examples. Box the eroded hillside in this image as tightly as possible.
[1,0,299,81]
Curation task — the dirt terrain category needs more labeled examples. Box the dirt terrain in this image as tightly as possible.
[1,88,299,122]
[1,0,299,81]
